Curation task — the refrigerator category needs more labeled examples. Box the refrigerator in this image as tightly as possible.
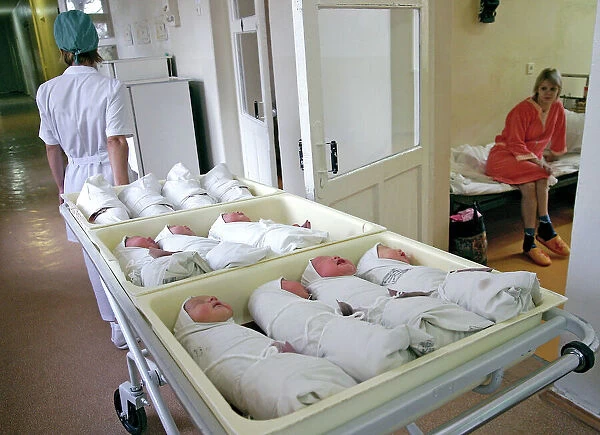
[99,57,200,178]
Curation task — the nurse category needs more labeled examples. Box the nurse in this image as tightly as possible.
[37,10,136,348]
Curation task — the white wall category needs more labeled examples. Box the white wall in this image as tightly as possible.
[553,3,600,416]
[108,0,244,175]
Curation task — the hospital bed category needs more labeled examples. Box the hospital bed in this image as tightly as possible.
[450,108,584,213]
[59,189,597,434]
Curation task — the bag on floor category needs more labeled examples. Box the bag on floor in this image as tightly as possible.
[449,202,488,265]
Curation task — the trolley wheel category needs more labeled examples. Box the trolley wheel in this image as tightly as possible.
[114,388,148,435]
[561,341,595,373]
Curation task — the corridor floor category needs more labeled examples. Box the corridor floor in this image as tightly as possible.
[0,93,596,434]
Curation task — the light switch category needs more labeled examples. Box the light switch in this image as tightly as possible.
[526,63,535,75]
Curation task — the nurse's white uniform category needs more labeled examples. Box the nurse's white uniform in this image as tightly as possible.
[37,65,135,321]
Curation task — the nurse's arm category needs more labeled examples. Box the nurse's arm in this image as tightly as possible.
[107,135,130,185]
[45,144,65,203]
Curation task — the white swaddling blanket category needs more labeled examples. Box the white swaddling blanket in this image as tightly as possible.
[154,225,270,270]
[202,163,254,202]
[113,238,209,286]
[302,262,493,350]
[173,306,356,420]
[438,270,542,323]
[76,174,130,223]
[357,244,542,322]
[357,244,447,296]
[248,279,434,381]
[118,173,175,217]
[161,163,217,210]
[209,215,329,255]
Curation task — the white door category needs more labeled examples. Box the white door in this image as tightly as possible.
[229,0,278,186]
[292,0,431,241]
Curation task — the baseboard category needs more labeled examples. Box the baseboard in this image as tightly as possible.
[540,389,600,431]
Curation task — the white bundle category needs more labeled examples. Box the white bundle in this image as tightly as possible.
[202,163,253,202]
[249,279,434,382]
[209,215,329,255]
[76,174,129,223]
[113,238,209,287]
[118,173,174,217]
[173,303,356,419]
[162,163,217,210]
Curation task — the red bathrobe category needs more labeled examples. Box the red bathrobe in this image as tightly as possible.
[485,97,566,185]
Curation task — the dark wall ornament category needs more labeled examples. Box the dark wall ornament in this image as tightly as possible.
[479,0,500,23]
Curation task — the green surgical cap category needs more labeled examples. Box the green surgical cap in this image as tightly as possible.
[54,10,99,58]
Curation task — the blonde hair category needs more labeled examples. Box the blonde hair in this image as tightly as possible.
[533,68,562,98]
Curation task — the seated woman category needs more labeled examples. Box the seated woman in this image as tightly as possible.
[118,173,175,218]
[357,243,543,322]
[202,163,254,203]
[76,174,130,223]
[161,162,217,210]
[154,224,270,270]
[248,278,433,381]
[302,256,493,350]
[113,235,210,287]
[208,211,328,256]
[173,295,357,420]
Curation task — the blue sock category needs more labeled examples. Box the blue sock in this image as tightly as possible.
[538,215,551,224]
[523,228,536,251]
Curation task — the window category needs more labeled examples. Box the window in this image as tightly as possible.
[60,0,115,41]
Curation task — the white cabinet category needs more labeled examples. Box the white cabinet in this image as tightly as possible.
[126,78,200,178]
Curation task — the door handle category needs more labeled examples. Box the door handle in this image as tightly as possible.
[297,138,338,174]
[329,140,338,175]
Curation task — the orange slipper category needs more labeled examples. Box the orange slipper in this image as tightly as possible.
[536,234,570,256]
[524,247,552,266]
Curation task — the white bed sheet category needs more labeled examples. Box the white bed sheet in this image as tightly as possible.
[450,109,584,196]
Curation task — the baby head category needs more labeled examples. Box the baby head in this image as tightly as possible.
[184,295,233,323]
[222,211,252,223]
[168,224,195,236]
[125,235,160,249]
[377,244,411,264]
[281,279,311,299]
[311,256,357,277]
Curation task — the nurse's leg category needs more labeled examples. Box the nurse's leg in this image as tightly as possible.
[82,249,115,321]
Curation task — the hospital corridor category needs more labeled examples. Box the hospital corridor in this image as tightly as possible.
[0,93,597,434]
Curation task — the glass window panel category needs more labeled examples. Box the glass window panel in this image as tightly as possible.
[66,0,104,14]
[235,32,264,120]
[94,22,109,39]
[233,0,255,19]
[318,7,420,177]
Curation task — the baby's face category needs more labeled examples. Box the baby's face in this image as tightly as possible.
[281,279,310,299]
[126,236,160,249]
[222,211,251,223]
[311,256,356,277]
[169,225,195,236]
[377,245,410,264]
[185,295,233,323]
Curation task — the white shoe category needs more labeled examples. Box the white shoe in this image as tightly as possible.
[110,322,128,350]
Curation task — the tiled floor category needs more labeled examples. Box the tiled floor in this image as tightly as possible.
[1,93,596,434]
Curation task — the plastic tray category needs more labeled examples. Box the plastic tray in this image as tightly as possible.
[133,230,567,434]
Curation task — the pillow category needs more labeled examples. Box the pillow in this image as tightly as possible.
[565,108,585,153]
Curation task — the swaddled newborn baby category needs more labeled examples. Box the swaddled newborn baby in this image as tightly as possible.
[154,224,270,270]
[118,173,175,218]
[202,163,254,203]
[173,295,357,420]
[248,278,434,381]
[113,235,210,287]
[76,174,130,223]
[302,256,494,350]
[161,162,217,210]
[208,212,329,256]
[357,243,543,322]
